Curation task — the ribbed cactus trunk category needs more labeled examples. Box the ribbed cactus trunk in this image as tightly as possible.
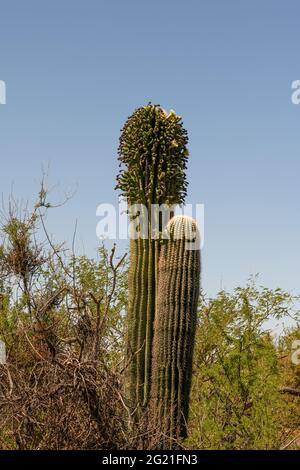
[151,216,200,447]
[116,104,189,411]
[127,233,158,406]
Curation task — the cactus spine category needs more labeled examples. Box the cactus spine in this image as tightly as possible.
[117,104,189,408]
[151,216,200,446]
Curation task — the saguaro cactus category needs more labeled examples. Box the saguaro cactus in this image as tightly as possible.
[151,216,201,446]
[116,104,189,408]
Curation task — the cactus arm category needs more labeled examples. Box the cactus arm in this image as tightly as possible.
[151,216,201,446]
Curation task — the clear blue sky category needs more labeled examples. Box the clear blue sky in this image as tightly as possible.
[0,0,300,297]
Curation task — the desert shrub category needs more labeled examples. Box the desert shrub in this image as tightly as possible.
[0,196,133,449]
[187,282,299,450]
[1,193,300,450]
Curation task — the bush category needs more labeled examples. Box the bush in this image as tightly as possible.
[187,282,299,449]
[1,192,300,449]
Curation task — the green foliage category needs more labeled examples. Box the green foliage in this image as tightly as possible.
[1,214,42,279]
[187,281,296,450]
[0,203,130,449]
[70,246,128,366]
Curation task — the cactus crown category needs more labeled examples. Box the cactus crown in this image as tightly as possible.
[116,104,189,206]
